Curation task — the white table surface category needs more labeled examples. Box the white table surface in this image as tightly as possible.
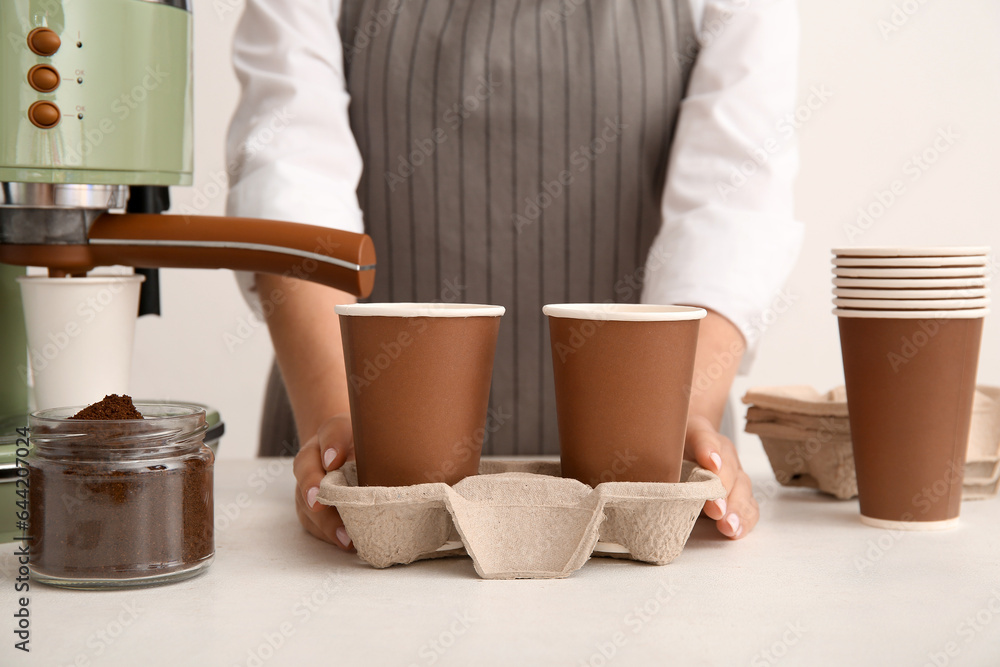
[2,444,999,667]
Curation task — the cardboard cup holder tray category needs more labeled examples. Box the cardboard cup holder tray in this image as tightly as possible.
[317,460,724,580]
[743,385,1000,501]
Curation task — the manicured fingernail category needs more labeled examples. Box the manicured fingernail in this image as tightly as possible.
[336,526,352,548]
[710,452,723,472]
[306,486,319,509]
[323,448,337,470]
[726,513,741,536]
[712,498,727,516]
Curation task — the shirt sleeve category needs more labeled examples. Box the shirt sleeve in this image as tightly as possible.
[225,0,363,307]
[641,0,805,372]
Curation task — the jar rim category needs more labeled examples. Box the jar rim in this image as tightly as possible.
[30,403,206,425]
[28,404,210,458]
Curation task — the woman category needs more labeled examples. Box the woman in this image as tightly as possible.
[226,0,803,548]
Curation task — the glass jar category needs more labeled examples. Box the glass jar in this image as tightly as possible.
[27,404,214,589]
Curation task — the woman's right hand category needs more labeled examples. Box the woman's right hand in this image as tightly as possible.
[292,412,356,550]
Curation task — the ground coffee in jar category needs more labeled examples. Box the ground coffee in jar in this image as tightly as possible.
[69,394,144,421]
[28,399,214,589]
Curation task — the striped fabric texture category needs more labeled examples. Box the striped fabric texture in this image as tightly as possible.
[337,0,698,455]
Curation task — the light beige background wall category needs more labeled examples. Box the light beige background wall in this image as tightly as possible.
[130,0,1000,459]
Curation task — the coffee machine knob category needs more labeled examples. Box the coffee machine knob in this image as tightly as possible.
[28,101,61,128]
[27,27,61,56]
[28,65,60,92]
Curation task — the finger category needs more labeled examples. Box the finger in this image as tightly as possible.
[685,420,726,520]
[683,416,718,462]
[716,472,759,540]
[292,437,327,513]
[295,491,334,544]
[684,418,725,475]
[686,426,739,495]
[703,496,727,521]
[294,486,355,551]
[317,413,355,471]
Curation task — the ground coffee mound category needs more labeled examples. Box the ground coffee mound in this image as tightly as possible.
[70,394,144,420]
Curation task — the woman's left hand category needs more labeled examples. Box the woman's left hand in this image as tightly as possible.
[684,414,759,539]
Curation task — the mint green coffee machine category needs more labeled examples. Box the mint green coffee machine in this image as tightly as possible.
[0,0,375,285]
[0,0,375,397]
[0,0,192,416]
[0,0,376,282]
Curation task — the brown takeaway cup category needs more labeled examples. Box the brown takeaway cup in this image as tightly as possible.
[543,304,707,487]
[836,309,985,529]
[335,303,504,487]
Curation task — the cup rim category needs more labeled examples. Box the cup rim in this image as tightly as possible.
[833,307,989,319]
[832,256,988,267]
[832,297,990,309]
[832,246,991,257]
[832,266,988,278]
[16,274,146,285]
[832,287,989,298]
[832,277,988,288]
[542,303,708,321]
[334,302,505,317]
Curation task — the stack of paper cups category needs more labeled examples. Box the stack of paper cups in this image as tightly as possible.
[832,247,991,530]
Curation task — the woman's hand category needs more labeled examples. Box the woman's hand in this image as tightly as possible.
[684,414,759,539]
[292,413,357,550]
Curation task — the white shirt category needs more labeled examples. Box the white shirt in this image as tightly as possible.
[226,0,804,370]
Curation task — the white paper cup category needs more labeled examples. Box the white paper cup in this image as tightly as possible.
[832,287,990,300]
[832,246,991,257]
[833,266,988,278]
[832,297,990,310]
[17,275,144,410]
[833,277,988,289]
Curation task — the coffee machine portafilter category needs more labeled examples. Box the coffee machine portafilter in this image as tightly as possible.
[0,182,376,297]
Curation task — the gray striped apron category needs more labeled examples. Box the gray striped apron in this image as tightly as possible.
[260,0,701,457]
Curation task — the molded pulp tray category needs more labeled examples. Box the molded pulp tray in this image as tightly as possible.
[743,385,1000,501]
[317,460,725,580]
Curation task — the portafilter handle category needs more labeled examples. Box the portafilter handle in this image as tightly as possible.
[0,213,376,298]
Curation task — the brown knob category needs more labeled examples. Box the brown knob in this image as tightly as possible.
[28,101,61,128]
[27,64,60,92]
[27,27,61,56]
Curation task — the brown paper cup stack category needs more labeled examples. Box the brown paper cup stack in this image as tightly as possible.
[335,303,504,487]
[832,246,991,530]
[543,304,707,487]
